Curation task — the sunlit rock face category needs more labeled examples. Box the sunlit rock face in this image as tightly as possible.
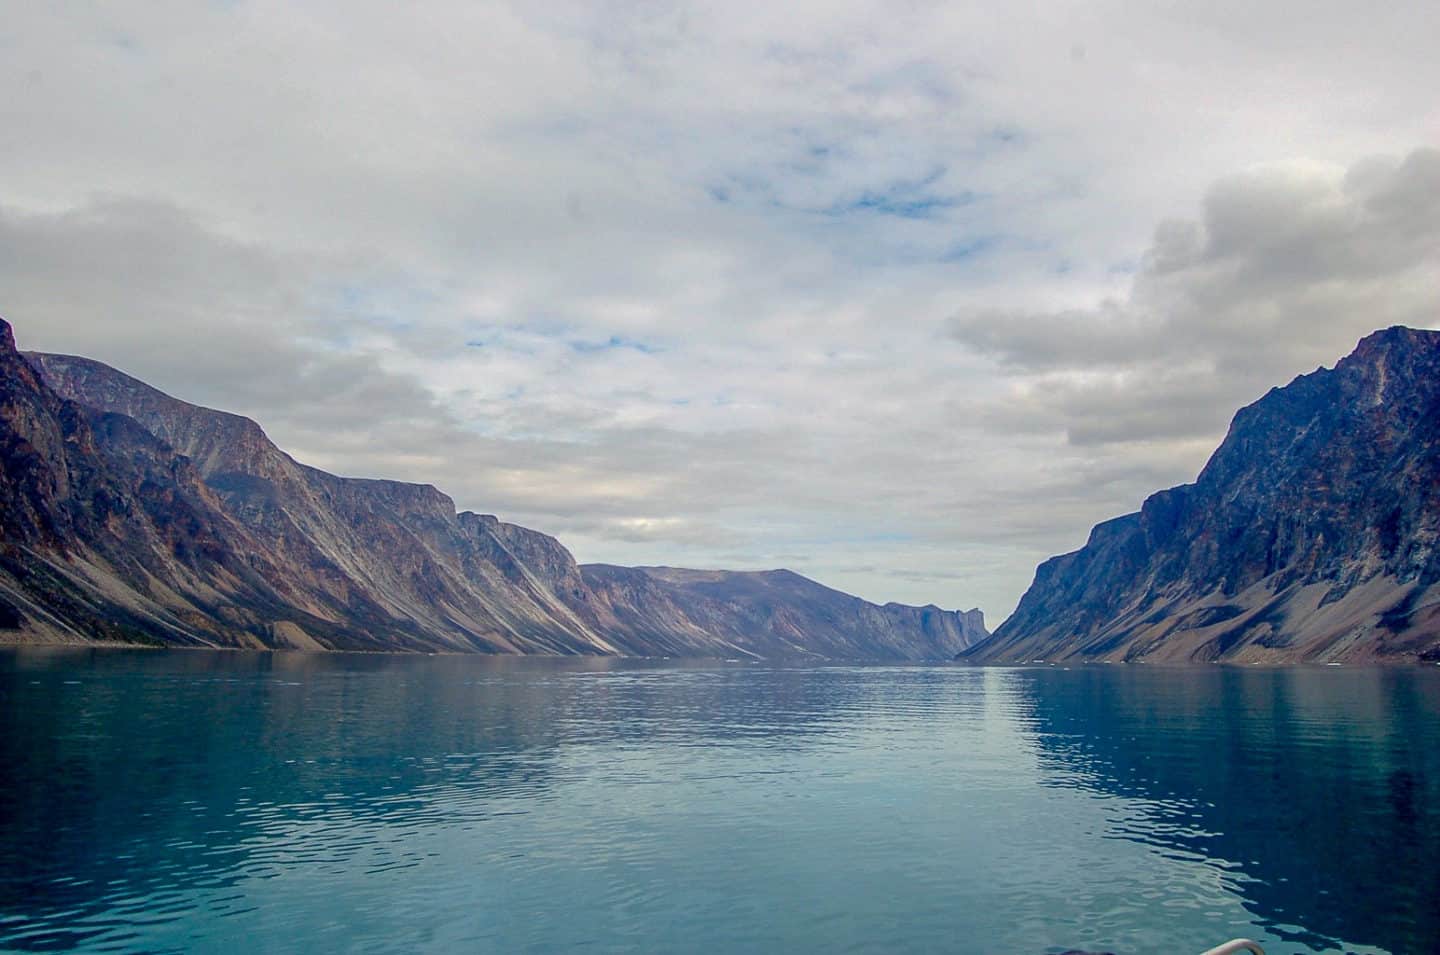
[966,326,1440,664]
[2,322,982,658]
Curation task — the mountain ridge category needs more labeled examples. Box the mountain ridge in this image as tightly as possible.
[964,325,1440,663]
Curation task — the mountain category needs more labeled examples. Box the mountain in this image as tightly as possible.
[0,321,309,648]
[1,319,983,658]
[965,326,1440,664]
[577,565,986,659]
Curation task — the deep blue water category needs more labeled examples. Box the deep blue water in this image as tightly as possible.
[2,651,1438,954]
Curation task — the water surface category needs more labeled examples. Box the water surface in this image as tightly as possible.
[2,651,1437,953]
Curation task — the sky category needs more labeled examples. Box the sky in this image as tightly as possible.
[2,1,1437,622]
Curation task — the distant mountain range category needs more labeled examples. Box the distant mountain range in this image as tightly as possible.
[964,327,1440,663]
[0,318,986,658]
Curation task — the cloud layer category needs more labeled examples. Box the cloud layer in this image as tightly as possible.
[2,2,1437,619]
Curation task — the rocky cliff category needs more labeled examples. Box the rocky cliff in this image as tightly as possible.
[0,322,323,647]
[965,327,1440,663]
[2,321,981,658]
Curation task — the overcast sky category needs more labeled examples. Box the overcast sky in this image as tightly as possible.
[2,1,1437,620]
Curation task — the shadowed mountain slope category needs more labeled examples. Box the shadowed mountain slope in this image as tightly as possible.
[965,327,1440,664]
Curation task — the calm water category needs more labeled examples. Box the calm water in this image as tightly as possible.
[2,652,1438,954]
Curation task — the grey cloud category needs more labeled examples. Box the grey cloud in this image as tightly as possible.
[952,149,1440,448]
[948,303,1160,372]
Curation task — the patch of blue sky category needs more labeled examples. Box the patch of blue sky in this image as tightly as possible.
[462,313,578,351]
[464,326,664,358]
[832,172,975,221]
[706,167,982,224]
[821,164,985,221]
[463,326,543,355]
[830,190,962,221]
[568,334,661,355]
[940,235,1000,262]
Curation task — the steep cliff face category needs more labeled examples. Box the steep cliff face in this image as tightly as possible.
[7,330,980,658]
[0,322,325,647]
[966,327,1440,664]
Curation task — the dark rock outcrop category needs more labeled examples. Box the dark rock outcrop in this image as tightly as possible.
[2,320,982,657]
[965,326,1440,664]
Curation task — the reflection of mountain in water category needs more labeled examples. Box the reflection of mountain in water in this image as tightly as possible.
[1017,667,1440,954]
[0,651,885,949]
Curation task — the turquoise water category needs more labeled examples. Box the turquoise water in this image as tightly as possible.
[2,652,1437,954]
